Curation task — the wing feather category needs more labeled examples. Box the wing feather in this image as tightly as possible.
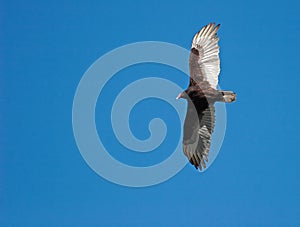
[183,103,215,170]
[189,23,221,88]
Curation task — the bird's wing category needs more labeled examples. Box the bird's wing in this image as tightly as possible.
[189,23,221,88]
[183,104,215,170]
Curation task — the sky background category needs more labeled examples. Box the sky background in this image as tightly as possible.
[2,0,300,226]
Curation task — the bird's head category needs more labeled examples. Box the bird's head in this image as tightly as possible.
[176,91,189,100]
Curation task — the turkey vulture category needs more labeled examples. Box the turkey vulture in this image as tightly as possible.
[177,23,236,170]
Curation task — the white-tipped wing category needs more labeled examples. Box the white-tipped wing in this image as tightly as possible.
[189,23,221,88]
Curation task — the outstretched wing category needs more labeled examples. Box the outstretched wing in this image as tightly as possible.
[189,23,221,88]
[183,104,215,170]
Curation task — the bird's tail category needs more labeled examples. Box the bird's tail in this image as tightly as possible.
[221,91,236,103]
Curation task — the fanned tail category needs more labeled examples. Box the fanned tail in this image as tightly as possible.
[221,91,236,103]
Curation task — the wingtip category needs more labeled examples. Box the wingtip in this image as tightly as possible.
[212,23,221,36]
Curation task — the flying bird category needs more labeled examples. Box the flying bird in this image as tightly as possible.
[177,23,236,170]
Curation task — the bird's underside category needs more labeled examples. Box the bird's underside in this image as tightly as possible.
[180,23,236,171]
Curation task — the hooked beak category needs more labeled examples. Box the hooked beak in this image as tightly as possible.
[176,93,183,100]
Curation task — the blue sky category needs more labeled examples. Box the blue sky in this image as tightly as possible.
[2,0,300,226]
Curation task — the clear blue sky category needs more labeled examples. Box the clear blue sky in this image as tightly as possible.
[2,0,300,226]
